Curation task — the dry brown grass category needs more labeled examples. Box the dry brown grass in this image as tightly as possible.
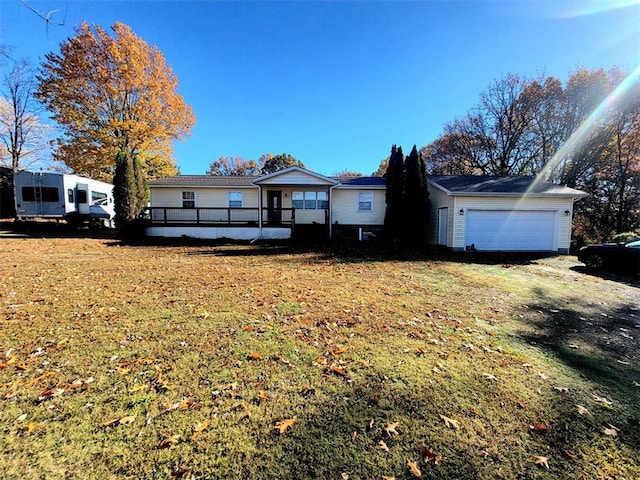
[1,237,638,479]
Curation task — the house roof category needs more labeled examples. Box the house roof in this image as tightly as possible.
[333,176,386,187]
[428,175,587,197]
[149,170,386,188]
[149,175,257,187]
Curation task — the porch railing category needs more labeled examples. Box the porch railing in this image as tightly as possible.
[147,207,297,226]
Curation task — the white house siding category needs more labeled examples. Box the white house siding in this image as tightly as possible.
[331,189,386,225]
[427,187,454,245]
[450,196,575,252]
[150,187,259,208]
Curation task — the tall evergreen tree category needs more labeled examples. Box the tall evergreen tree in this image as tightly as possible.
[383,145,404,242]
[114,151,148,239]
[402,145,431,244]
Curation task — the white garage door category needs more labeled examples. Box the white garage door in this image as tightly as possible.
[466,210,555,251]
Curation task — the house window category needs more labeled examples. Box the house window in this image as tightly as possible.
[292,191,329,210]
[182,191,195,208]
[358,192,373,211]
[317,191,328,209]
[228,191,243,208]
[304,191,317,209]
[292,192,304,209]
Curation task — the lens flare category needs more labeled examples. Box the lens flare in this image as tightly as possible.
[526,64,640,196]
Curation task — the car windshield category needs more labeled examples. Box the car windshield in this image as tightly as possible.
[626,240,640,248]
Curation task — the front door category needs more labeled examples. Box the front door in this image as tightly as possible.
[267,191,282,225]
[77,183,89,215]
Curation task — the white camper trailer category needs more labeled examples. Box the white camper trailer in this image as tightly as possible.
[15,171,115,226]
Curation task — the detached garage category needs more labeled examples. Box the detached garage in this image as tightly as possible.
[427,176,587,253]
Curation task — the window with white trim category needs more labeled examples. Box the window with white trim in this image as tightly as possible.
[292,192,304,209]
[291,191,329,210]
[317,191,328,209]
[182,191,195,208]
[228,191,243,208]
[358,192,373,211]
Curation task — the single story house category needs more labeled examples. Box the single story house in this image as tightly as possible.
[146,166,586,253]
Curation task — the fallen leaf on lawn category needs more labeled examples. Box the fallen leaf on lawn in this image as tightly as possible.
[119,414,137,425]
[38,387,65,402]
[534,456,549,468]
[247,352,262,360]
[561,448,576,460]
[482,373,498,381]
[329,365,348,377]
[16,414,28,422]
[101,418,120,427]
[531,422,550,432]
[332,346,346,355]
[603,424,619,437]
[406,458,422,477]
[158,434,181,449]
[553,386,569,393]
[633,381,639,388]
[439,414,460,430]
[27,422,37,432]
[341,473,349,480]
[189,420,210,440]
[170,466,192,478]
[385,422,400,436]
[258,390,269,401]
[536,372,548,380]
[274,418,296,434]
[592,394,613,406]
[381,476,396,480]
[378,440,390,451]
[417,446,443,464]
[576,405,590,416]
[162,397,194,412]
[129,384,146,393]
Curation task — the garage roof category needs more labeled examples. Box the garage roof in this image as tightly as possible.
[429,175,587,197]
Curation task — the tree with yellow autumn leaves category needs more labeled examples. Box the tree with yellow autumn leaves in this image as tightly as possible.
[36,22,195,181]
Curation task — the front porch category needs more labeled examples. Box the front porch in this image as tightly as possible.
[145,206,329,241]
[147,206,296,227]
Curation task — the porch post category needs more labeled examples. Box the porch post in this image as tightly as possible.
[257,185,263,234]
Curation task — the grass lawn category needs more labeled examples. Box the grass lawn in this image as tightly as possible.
[0,236,638,479]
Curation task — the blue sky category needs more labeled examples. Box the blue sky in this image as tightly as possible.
[1,0,638,176]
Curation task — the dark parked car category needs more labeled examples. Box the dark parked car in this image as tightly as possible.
[577,239,640,273]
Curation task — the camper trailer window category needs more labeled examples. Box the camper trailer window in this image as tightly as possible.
[77,190,87,204]
[67,189,74,203]
[92,191,107,203]
[22,187,60,203]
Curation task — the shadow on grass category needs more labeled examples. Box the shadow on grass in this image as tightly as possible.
[1,219,117,240]
[516,287,640,450]
[180,239,557,267]
[521,286,639,385]
[569,265,639,288]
